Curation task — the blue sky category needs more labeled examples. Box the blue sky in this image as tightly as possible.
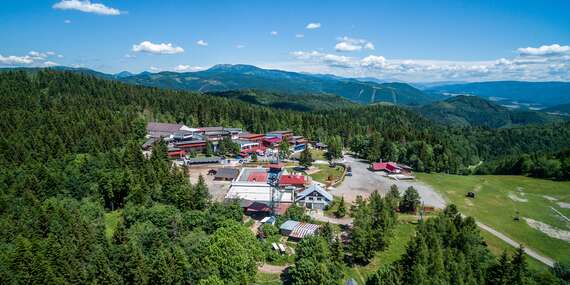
[1,0,569,82]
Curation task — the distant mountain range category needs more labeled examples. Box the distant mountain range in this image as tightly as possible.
[415,95,566,128]
[425,81,570,107]
[116,64,442,105]
[4,64,570,113]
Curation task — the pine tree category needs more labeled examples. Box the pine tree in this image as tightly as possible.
[299,147,314,168]
[192,175,211,210]
[335,196,347,218]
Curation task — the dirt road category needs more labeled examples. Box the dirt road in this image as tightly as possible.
[476,221,555,267]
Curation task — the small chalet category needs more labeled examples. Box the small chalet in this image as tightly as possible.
[370,162,413,175]
[295,184,333,210]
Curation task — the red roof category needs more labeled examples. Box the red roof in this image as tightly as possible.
[279,175,306,186]
[247,172,268,182]
[371,162,400,172]
[246,202,272,212]
[269,163,284,169]
[263,137,282,144]
[239,133,265,140]
[168,150,186,157]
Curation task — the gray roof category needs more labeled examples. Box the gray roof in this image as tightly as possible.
[147,122,185,138]
[215,168,240,179]
[279,220,299,231]
[186,156,221,164]
[295,184,333,202]
[142,137,159,149]
[346,279,358,285]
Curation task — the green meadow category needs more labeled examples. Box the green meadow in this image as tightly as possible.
[417,173,570,265]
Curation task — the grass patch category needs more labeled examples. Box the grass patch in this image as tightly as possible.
[255,272,283,285]
[417,173,570,265]
[308,164,344,184]
[342,222,417,284]
[311,149,327,161]
[104,210,122,241]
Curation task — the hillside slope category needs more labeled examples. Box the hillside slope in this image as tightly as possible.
[416,95,564,128]
[206,89,355,111]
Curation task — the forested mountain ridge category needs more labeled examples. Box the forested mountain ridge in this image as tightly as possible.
[426,81,570,106]
[206,89,356,111]
[415,95,565,128]
[118,64,442,105]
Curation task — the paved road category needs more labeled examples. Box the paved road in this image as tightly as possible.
[476,221,555,267]
[331,155,446,208]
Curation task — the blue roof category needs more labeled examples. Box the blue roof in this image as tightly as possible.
[295,184,333,202]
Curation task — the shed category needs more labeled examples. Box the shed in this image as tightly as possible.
[214,168,239,181]
[279,220,320,239]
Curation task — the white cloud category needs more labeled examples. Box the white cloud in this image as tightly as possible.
[0,54,35,65]
[174,65,205,72]
[132,41,184,54]
[289,43,570,81]
[361,55,386,68]
[270,31,278,36]
[518,44,570,56]
[305,22,321,29]
[236,44,246,49]
[43,61,58,67]
[149,66,160,72]
[335,36,375,52]
[196,40,208,46]
[292,50,353,68]
[53,0,122,16]
[0,50,61,66]
[64,19,71,24]
[295,34,304,38]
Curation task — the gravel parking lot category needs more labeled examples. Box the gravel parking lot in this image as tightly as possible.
[330,155,446,208]
[188,165,232,202]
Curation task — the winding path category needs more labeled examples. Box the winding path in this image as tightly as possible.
[476,221,555,267]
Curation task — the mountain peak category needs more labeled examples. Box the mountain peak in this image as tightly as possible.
[207,64,262,72]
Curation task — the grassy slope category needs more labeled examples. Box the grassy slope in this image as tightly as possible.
[342,222,417,284]
[480,230,547,272]
[417,173,570,265]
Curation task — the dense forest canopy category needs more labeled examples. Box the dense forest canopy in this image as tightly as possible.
[1,70,570,284]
